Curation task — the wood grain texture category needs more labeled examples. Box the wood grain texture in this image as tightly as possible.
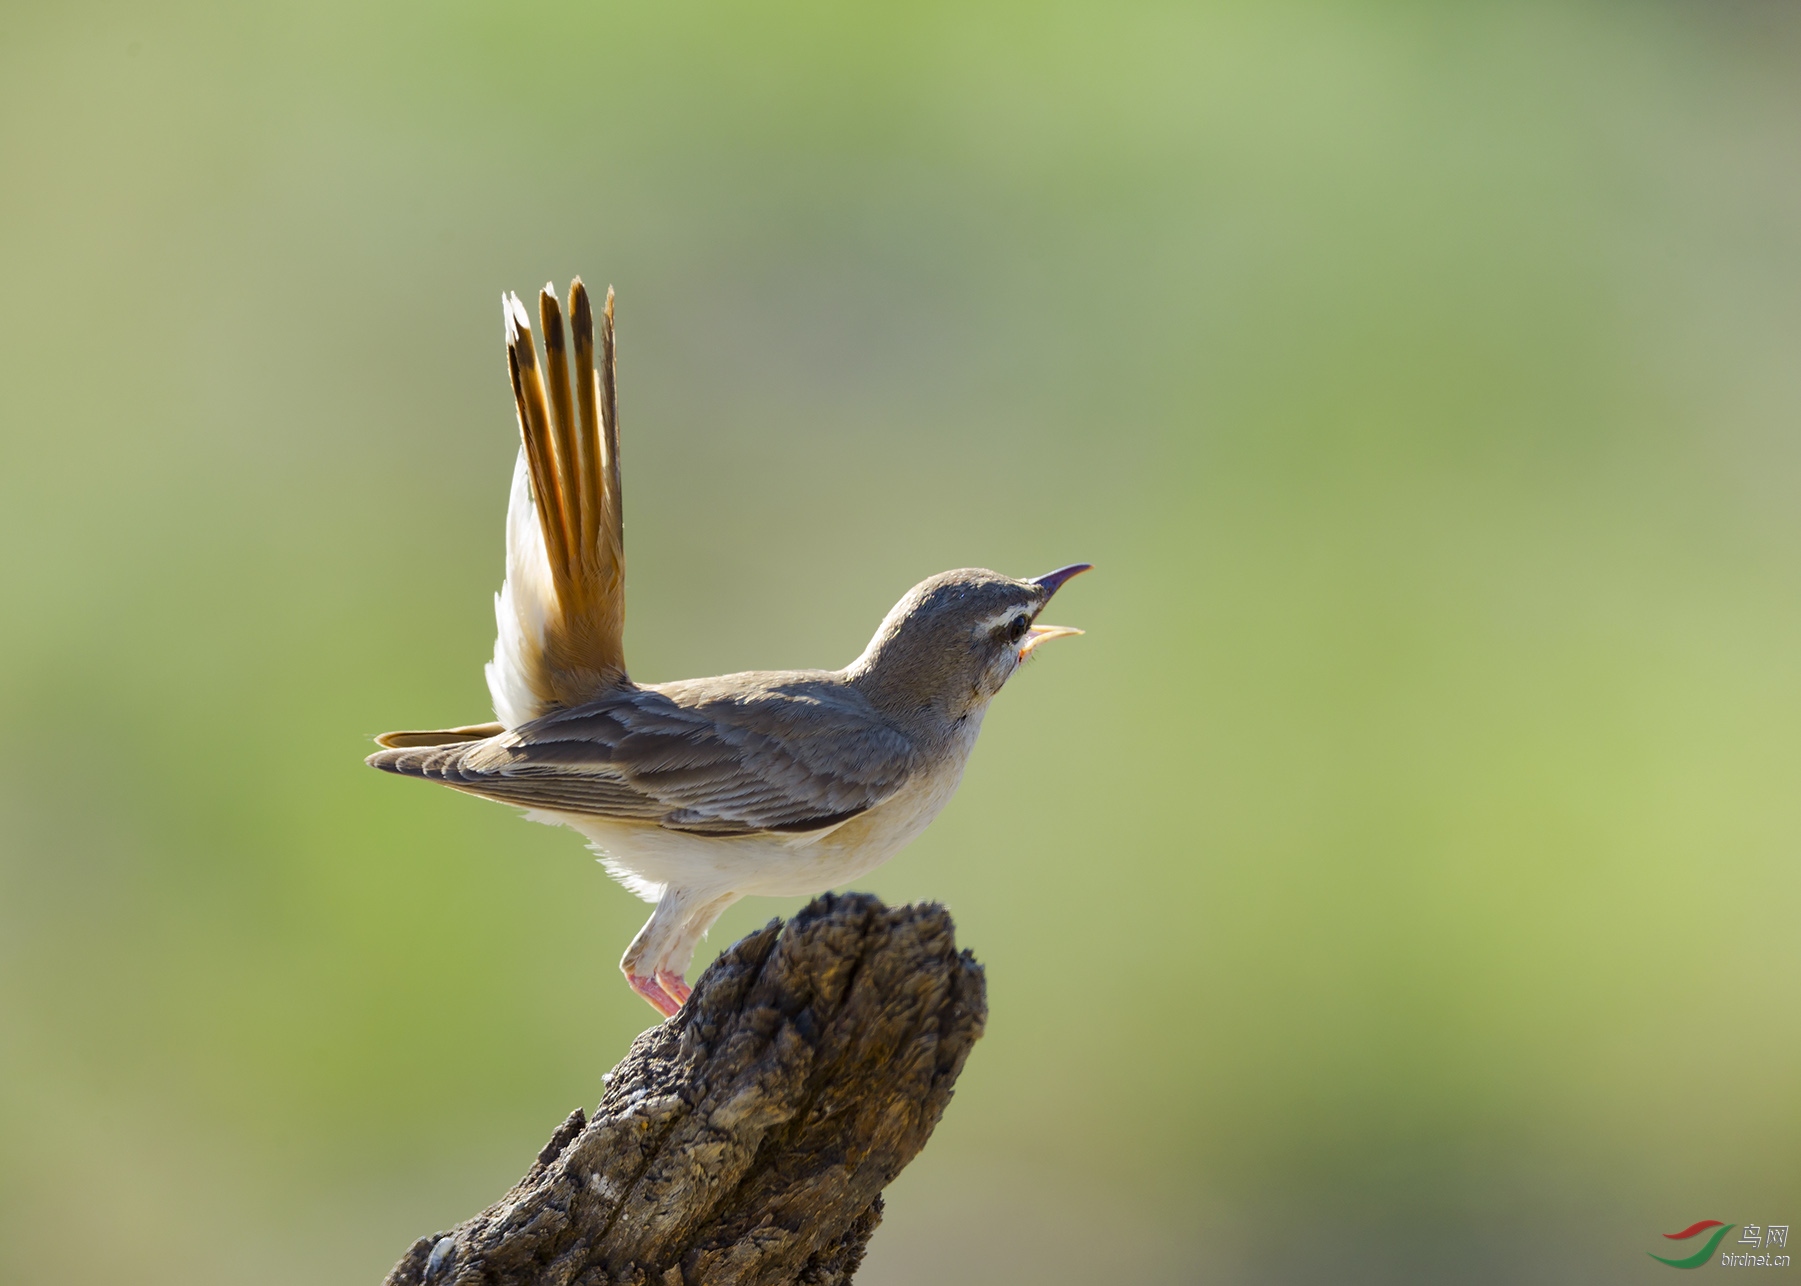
[383,893,986,1286]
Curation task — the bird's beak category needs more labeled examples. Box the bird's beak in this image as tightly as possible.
[1031,563,1092,598]
[1019,623,1084,657]
[1021,564,1089,657]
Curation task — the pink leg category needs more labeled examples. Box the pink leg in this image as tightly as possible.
[624,970,681,1018]
[621,889,741,1021]
[655,970,692,1010]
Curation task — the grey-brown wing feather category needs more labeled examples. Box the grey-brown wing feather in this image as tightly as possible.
[366,674,918,835]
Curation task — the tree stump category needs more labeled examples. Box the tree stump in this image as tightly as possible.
[383,892,987,1286]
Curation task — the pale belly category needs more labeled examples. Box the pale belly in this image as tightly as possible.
[547,724,978,902]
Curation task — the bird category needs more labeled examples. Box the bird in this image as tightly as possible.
[368,278,1089,1018]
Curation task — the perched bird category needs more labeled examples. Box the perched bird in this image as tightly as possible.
[369,279,1088,1017]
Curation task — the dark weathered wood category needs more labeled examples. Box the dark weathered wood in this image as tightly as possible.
[384,893,986,1286]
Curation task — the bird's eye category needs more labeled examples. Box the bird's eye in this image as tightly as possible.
[1007,614,1031,642]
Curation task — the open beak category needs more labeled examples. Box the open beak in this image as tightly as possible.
[1019,622,1084,658]
[1019,563,1090,657]
[1020,564,1090,658]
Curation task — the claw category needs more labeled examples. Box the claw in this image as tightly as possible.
[625,971,681,1018]
[655,970,692,1009]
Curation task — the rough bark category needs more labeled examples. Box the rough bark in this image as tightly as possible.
[384,892,987,1286]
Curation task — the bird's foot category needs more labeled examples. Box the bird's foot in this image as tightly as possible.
[626,971,682,1018]
[655,970,692,1009]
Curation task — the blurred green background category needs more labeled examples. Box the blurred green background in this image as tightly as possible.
[4,1,1800,1281]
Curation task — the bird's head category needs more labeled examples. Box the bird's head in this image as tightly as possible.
[847,564,1090,731]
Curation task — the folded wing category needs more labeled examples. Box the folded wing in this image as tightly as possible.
[368,675,918,836]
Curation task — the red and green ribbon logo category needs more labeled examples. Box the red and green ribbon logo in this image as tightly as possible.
[1651,1220,1735,1269]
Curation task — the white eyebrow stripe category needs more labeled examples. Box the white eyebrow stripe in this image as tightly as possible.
[976,606,1034,633]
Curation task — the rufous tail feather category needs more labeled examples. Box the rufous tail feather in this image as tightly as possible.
[373,723,504,749]
[486,279,627,726]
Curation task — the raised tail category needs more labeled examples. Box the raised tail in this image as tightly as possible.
[486,280,628,727]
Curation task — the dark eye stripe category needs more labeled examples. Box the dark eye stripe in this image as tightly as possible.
[1007,614,1030,641]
